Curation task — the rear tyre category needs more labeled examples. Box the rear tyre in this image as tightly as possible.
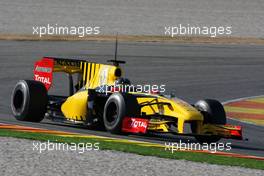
[11,80,48,122]
[191,99,226,144]
[103,93,140,134]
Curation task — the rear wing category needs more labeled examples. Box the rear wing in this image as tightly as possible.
[34,57,122,91]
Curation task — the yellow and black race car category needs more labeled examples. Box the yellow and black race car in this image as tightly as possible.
[11,57,242,143]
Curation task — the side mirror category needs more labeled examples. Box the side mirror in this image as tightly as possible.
[170,91,176,98]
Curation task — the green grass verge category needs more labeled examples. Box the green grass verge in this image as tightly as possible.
[0,129,263,170]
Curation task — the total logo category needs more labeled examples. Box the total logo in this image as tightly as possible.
[34,75,51,85]
[122,117,148,133]
[130,118,147,128]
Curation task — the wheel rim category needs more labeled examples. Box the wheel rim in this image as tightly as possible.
[13,89,24,112]
[106,102,118,124]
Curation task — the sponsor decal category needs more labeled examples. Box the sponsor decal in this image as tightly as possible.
[35,66,52,73]
[34,75,51,84]
[99,67,109,85]
[122,117,149,133]
[55,59,80,67]
[34,58,54,90]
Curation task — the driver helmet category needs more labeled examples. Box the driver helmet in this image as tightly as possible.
[114,77,131,86]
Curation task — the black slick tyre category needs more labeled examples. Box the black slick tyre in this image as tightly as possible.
[103,93,140,134]
[191,99,226,144]
[11,80,48,122]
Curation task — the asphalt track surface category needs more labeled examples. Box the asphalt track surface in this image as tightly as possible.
[1,0,264,37]
[0,41,264,157]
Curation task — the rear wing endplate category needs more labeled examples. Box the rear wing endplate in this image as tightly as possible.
[33,57,83,90]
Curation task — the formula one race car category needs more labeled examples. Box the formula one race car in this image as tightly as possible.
[11,57,242,143]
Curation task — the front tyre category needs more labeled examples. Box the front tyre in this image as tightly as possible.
[11,80,48,122]
[103,93,126,134]
[103,93,140,134]
[191,99,226,144]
